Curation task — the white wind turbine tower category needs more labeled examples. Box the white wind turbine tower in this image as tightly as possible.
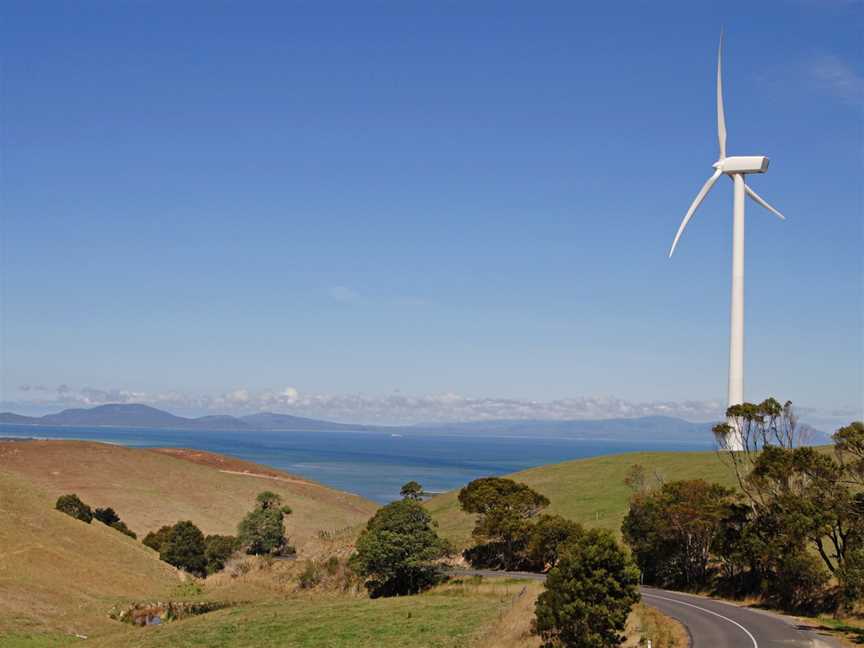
[668,35,785,451]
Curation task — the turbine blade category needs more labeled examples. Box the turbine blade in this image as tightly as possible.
[745,184,785,220]
[717,32,727,159]
[669,169,723,257]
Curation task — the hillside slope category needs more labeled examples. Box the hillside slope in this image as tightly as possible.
[425,449,738,547]
[0,472,179,638]
[0,440,378,551]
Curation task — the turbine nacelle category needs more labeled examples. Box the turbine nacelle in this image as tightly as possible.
[714,156,770,175]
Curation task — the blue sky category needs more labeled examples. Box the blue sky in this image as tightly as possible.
[1,1,861,426]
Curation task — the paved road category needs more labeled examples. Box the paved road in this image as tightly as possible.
[446,569,839,647]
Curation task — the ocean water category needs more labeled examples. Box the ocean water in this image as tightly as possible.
[0,424,711,503]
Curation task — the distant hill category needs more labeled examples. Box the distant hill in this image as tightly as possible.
[0,403,829,443]
[0,403,367,432]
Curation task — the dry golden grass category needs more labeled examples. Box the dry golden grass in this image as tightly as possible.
[0,440,377,551]
[469,580,543,648]
[0,472,179,638]
[622,603,689,648]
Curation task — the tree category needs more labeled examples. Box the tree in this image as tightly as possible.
[622,479,732,588]
[159,520,207,576]
[143,525,174,552]
[204,535,240,574]
[93,507,137,539]
[458,477,549,570]
[744,443,861,609]
[712,398,807,503]
[93,507,120,526]
[55,494,92,523]
[351,499,449,597]
[525,515,583,571]
[238,492,292,555]
[834,421,864,486]
[534,530,640,648]
[400,480,424,501]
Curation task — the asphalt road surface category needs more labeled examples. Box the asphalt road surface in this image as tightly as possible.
[447,569,840,647]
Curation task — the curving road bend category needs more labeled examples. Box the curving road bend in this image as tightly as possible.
[641,587,839,648]
[446,569,839,647]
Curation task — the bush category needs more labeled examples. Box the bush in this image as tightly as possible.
[93,507,120,525]
[764,551,830,613]
[463,541,513,570]
[204,535,240,574]
[238,492,292,556]
[458,477,549,570]
[351,499,449,597]
[534,530,640,648]
[159,521,207,577]
[92,506,136,538]
[55,494,92,523]
[525,515,583,571]
[400,480,424,501]
[143,525,174,552]
[110,520,137,539]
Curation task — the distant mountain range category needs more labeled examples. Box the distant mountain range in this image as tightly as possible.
[0,404,374,432]
[0,402,830,444]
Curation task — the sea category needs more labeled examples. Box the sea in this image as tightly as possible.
[0,424,712,503]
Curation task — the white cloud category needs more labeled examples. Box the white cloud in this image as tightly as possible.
[6,384,859,429]
[6,383,728,424]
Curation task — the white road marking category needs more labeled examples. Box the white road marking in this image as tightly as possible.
[642,592,759,648]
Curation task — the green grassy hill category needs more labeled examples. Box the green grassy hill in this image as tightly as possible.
[425,449,739,547]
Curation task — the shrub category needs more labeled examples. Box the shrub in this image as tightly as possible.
[400,480,424,501]
[93,507,120,525]
[525,514,583,571]
[55,494,92,523]
[764,551,830,613]
[111,520,137,539]
[534,530,640,648]
[351,499,449,597]
[238,492,292,556]
[458,477,549,570]
[204,535,240,574]
[159,521,207,577]
[143,525,174,552]
[92,506,136,538]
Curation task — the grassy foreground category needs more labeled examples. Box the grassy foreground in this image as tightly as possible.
[82,580,527,648]
[425,448,737,546]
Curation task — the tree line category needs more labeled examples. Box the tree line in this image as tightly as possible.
[55,489,295,577]
[623,401,862,615]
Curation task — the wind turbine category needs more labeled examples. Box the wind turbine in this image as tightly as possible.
[668,35,785,451]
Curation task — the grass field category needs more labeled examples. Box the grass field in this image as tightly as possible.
[0,471,179,639]
[0,440,377,551]
[81,580,529,648]
[425,448,739,546]
[0,440,377,643]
